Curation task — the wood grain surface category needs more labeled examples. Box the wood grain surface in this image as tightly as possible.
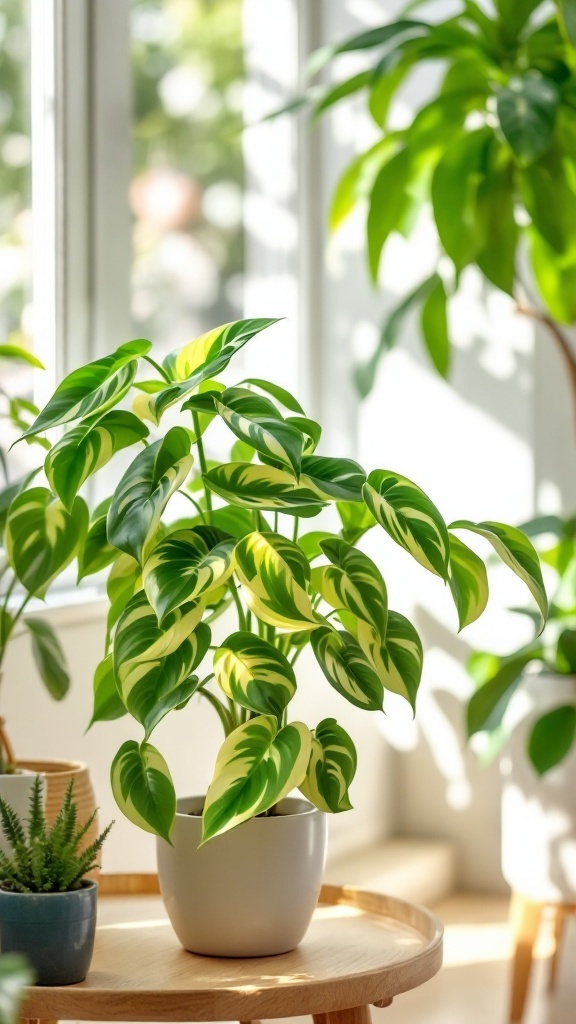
[21,881,443,1022]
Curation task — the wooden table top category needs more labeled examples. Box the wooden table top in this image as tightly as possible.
[22,882,443,1022]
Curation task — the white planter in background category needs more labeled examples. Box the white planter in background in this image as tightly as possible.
[501,674,576,902]
[157,795,327,956]
[0,770,41,856]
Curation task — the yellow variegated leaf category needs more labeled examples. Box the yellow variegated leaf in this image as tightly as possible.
[310,626,384,710]
[234,531,321,631]
[6,488,88,598]
[363,469,450,579]
[448,533,489,630]
[202,715,311,841]
[353,611,423,710]
[214,632,296,717]
[204,462,327,516]
[310,538,387,637]
[111,740,175,843]
[300,718,357,813]
[215,387,305,476]
[143,527,235,622]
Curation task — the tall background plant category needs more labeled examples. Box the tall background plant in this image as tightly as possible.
[17,319,547,842]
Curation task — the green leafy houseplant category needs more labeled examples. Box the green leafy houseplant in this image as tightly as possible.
[0,346,82,771]
[297,0,576,401]
[18,318,547,843]
[0,776,112,893]
[468,513,576,773]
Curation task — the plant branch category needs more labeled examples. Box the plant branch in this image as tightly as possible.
[142,355,171,383]
[193,414,213,524]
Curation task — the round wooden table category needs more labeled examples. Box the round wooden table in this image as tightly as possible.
[21,881,443,1024]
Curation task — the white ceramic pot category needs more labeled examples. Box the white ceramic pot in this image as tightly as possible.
[0,769,40,856]
[157,795,327,956]
[501,673,576,902]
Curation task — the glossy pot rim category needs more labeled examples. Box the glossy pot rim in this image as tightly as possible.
[174,794,322,822]
[0,880,98,900]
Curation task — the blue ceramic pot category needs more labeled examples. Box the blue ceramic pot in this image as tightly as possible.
[0,881,97,985]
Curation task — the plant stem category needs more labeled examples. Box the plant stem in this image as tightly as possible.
[179,488,207,523]
[516,303,576,436]
[198,686,233,736]
[229,582,247,630]
[142,355,171,383]
[274,511,279,533]
[193,414,213,524]
[292,515,300,542]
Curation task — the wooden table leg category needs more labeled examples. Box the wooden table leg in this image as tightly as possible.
[314,1008,372,1024]
[548,905,567,991]
[509,892,542,1022]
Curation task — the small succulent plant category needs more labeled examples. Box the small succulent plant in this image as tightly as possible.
[0,777,113,893]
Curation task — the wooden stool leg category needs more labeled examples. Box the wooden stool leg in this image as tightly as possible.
[509,892,542,1022]
[548,906,567,991]
[314,1008,372,1024]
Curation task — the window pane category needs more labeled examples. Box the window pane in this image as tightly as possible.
[0,0,35,477]
[130,0,245,356]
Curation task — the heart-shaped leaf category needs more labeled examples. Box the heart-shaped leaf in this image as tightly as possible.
[143,528,235,623]
[6,488,88,597]
[311,537,388,636]
[202,715,311,841]
[311,626,384,710]
[107,426,193,562]
[363,469,450,579]
[301,456,366,502]
[354,611,423,710]
[25,618,70,700]
[234,531,319,630]
[90,653,126,726]
[213,632,296,718]
[528,704,576,775]
[215,387,305,476]
[448,533,489,630]
[20,339,151,438]
[300,717,357,813]
[45,410,148,510]
[111,739,176,842]
[204,462,327,516]
[78,500,117,580]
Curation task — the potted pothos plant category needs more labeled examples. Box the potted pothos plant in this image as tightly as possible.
[0,777,112,985]
[19,318,547,956]
[468,513,576,901]
[0,344,89,847]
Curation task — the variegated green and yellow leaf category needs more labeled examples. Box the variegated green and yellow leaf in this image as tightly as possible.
[311,538,387,636]
[300,718,357,813]
[204,462,327,516]
[90,653,126,725]
[286,417,321,454]
[6,488,88,597]
[202,715,311,842]
[363,469,450,579]
[238,377,305,415]
[301,456,366,502]
[234,531,320,631]
[310,626,384,710]
[449,519,548,631]
[77,499,117,580]
[21,339,151,438]
[106,553,142,634]
[45,410,148,510]
[113,591,210,735]
[107,426,193,562]
[111,739,176,843]
[155,318,280,417]
[215,386,305,476]
[213,632,296,718]
[448,534,489,630]
[353,611,423,711]
[143,528,234,623]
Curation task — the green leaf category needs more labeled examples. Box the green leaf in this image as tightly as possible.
[496,76,559,166]
[106,553,141,633]
[352,611,423,710]
[20,339,151,438]
[308,19,429,75]
[311,626,384,710]
[90,653,126,725]
[107,426,193,563]
[313,71,372,116]
[214,632,296,718]
[300,718,357,813]
[6,489,88,597]
[364,469,450,579]
[286,417,321,455]
[556,628,576,673]
[298,531,338,561]
[329,137,398,231]
[24,618,70,700]
[336,500,376,544]
[204,462,327,516]
[421,276,450,377]
[466,647,542,735]
[238,378,306,415]
[300,456,366,502]
[528,704,576,774]
[234,531,320,631]
[0,344,45,369]
[520,148,576,255]
[77,501,117,580]
[143,528,234,622]
[202,716,311,841]
[367,147,414,281]
[448,534,489,630]
[111,739,176,843]
[156,319,280,417]
[432,128,491,270]
[311,538,387,636]
[0,470,38,535]
[45,411,148,510]
[450,520,548,631]
[113,591,210,736]
[529,231,576,322]
[495,0,542,36]
[558,0,576,46]
[475,154,518,296]
[215,387,305,476]
[354,275,439,398]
